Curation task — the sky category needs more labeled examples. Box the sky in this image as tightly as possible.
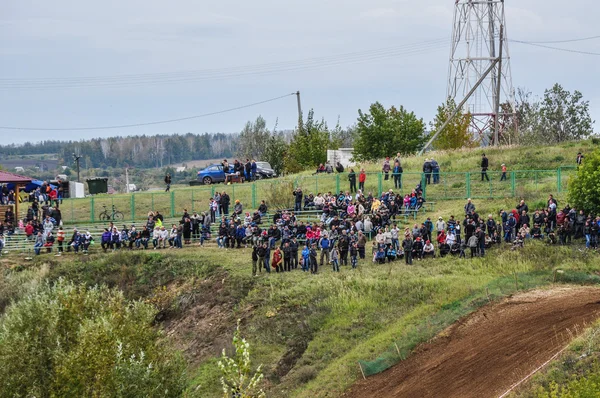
[0,0,598,145]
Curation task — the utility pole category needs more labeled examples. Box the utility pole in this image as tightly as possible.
[493,25,504,146]
[125,167,130,193]
[72,153,82,182]
[295,91,302,129]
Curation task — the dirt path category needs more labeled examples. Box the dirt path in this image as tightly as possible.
[346,286,600,398]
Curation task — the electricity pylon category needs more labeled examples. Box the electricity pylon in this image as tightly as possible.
[447,0,516,145]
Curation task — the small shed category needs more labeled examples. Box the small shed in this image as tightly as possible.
[0,170,33,218]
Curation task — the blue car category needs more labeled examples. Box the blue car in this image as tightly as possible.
[197,164,226,185]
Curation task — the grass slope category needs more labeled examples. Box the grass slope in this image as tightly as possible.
[56,140,596,224]
[1,239,599,397]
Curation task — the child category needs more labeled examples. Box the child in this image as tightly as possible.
[330,246,339,272]
[350,243,358,269]
[301,245,310,272]
[56,226,65,255]
[371,241,378,263]
[459,241,467,258]
[500,163,507,181]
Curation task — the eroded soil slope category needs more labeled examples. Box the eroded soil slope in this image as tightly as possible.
[346,287,600,398]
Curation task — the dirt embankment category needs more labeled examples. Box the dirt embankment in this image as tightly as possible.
[346,286,600,398]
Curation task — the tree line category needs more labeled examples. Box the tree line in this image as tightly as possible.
[0,133,240,169]
[241,83,595,174]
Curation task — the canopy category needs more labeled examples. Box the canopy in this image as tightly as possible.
[23,180,57,193]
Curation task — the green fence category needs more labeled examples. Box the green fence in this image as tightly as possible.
[53,167,576,224]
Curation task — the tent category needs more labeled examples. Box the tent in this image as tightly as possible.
[23,180,57,193]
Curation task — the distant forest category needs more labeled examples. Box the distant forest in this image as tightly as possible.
[0,133,240,169]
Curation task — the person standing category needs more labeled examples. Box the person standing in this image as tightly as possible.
[358,169,366,191]
[272,247,283,273]
[309,243,318,274]
[481,153,489,181]
[319,235,330,267]
[382,157,391,181]
[576,152,584,167]
[431,158,440,184]
[164,174,172,192]
[402,234,413,265]
[423,159,432,185]
[500,163,507,181]
[393,161,403,189]
[330,246,340,272]
[290,237,299,269]
[348,169,357,193]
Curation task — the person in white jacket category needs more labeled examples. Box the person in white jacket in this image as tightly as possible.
[158,226,169,249]
[435,217,446,237]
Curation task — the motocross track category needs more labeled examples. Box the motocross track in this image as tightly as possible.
[346,286,600,398]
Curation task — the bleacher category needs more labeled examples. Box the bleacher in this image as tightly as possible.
[1,205,434,255]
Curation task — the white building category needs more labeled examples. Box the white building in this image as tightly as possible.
[327,148,355,168]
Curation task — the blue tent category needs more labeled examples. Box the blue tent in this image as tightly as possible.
[22,180,57,192]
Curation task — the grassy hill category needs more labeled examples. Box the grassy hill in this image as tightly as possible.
[56,140,596,224]
[1,139,600,397]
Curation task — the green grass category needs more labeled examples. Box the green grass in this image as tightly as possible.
[3,139,599,396]
[2,239,598,398]
[54,139,596,224]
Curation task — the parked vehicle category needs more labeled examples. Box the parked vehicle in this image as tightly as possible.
[196,164,226,185]
[194,161,277,185]
[255,162,276,179]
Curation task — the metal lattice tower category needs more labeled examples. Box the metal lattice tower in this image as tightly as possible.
[447,0,516,145]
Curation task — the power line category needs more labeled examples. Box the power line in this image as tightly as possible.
[0,39,450,90]
[509,40,600,56]
[0,93,296,131]
[516,35,600,44]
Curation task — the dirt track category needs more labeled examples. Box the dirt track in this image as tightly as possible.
[346,287,600,398]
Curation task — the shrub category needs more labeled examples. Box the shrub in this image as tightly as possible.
[218,321,265,398]
[0,279,186,397]
[568,149,600,213]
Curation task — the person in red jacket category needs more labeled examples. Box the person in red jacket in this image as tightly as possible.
[272,247,283,273]
[25,221,34,239]
[358,168,366,191]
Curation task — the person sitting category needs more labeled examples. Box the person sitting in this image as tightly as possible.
[531,224,543,240]
[412,237,424,260]
[375,247,386,264]
[512,233,525,250]
[422,240,435,258]
[386,247,397,262]
[439,241,450,257]
[450,242,461,256]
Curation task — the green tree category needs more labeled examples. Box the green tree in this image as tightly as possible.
[539,83,594,143]
[568,148,600,214]
[263,132,288,176]
[238,116,272,160]
[286,109,331,171]
[430,98,476,150]
[513,85,594,145]
[353,102,426,162]
[0,280,186,398]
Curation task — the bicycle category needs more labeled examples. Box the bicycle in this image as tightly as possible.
[98,205,124,221]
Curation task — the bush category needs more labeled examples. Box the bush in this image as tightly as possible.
[568,149,600,213]
[0,279,186,397]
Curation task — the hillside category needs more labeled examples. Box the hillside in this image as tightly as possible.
[0,140,599,397]
[54,140,595,225]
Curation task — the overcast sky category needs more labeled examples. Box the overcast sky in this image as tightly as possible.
[1,0,598,145]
